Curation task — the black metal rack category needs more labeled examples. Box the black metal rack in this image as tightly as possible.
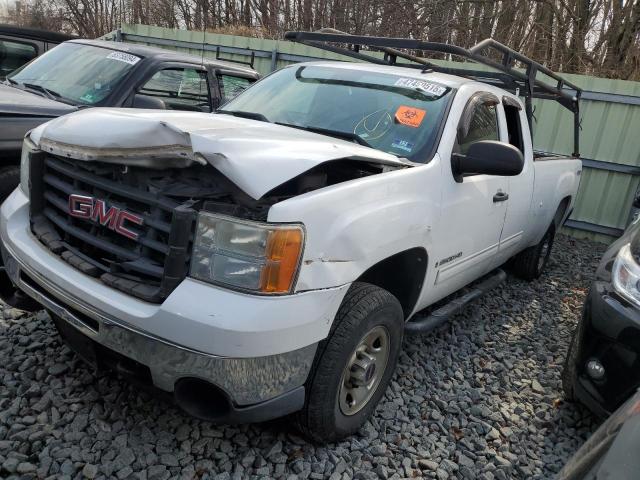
[285,29,583,157]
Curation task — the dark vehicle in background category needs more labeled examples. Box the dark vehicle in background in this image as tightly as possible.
[0,24,74,79]
[563,198,640,416]
[557,388,640,480]
[0,39,259,202]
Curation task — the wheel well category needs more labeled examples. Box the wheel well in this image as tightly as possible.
[355,247,427,319]
[554,196,572,228]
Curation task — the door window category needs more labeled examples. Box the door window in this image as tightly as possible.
[139,68,211,112]
[0,39,37,79]
[456,97,499,154]
[219,75,252,103]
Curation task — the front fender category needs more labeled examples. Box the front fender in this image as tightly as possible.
[268,160,441,292]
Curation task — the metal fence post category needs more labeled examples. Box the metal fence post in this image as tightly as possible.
[270,49,278,72]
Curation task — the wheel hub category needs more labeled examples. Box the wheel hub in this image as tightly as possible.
[339,326,390,416]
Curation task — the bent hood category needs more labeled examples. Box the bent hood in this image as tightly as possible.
[0,83,77,117]
[31,108,409,200]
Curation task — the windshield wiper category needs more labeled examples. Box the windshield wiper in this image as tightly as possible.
[217,110,269,122]
[277,123,373,148]
[21,82,63,101]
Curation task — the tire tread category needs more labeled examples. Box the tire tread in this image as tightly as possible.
[295,282,402,442]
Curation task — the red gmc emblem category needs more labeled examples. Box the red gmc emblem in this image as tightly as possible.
[68,194,143,241]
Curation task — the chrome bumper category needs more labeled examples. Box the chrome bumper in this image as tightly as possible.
[2,245,317,406]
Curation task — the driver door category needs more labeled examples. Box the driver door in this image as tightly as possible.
[431,92,509,298]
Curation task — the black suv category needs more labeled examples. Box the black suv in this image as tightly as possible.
[563,198,640,416]
[0,39,259,201]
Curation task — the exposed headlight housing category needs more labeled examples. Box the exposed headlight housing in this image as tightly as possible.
[190,212,305,294]
[20,135,37,198]
[612,243,640,307]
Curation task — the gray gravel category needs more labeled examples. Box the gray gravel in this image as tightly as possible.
[0,233,606,480]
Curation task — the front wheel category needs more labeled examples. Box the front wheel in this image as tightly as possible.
[512,224,555,280]
[296,282,404,442]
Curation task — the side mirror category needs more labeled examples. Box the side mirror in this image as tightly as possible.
[452,140,524,182]
[131,94,166,110]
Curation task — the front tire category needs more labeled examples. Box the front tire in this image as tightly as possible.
[512,224,555,280]
[296,282,404,442]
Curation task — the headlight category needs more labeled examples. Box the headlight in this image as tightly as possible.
[612,243,640,306]
[190,212,304,294]
[20,135,37,197]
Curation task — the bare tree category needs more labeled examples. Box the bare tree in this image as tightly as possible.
[5,0,640,80]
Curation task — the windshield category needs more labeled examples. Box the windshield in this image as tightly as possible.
[222,65,453,162]
[8,43,140,105]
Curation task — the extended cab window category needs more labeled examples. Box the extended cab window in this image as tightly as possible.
[219,75,252,103]
[456,97,499,154]
[139,68,211,112]
[0,39,37,79]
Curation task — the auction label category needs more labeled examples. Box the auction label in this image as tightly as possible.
[106,51,141,65]
[394,78,447,97]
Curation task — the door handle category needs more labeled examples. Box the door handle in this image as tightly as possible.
[493,191,509,203]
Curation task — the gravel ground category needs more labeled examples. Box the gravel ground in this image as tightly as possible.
[0,233,607,480]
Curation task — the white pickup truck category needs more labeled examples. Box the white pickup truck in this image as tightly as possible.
[0,33,582,442]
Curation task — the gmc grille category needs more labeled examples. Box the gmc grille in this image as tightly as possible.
[28,153,196,303]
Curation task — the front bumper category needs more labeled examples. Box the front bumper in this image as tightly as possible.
[1,188,350,418]
[571,281,640,415]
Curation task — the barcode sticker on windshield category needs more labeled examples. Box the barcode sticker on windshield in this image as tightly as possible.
[106,51,140,65]
[394,78,447,97]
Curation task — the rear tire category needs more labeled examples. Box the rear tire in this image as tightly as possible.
[0,165,20,204]
[296,282,404,443]
[512,224,555,280]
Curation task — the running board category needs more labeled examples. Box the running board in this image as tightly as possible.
[405,269,507,334]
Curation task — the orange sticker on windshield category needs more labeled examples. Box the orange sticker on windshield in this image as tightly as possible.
[395,106,426,128]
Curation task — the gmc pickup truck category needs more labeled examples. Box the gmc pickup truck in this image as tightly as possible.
[1,33,583,442]
[0,39,258,202]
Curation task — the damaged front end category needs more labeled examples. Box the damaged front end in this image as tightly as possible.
[27,149,392,303]
[23,108,408,302]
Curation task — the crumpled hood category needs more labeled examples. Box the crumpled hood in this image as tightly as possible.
[0,83,77,117]
[32,108,408,199]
